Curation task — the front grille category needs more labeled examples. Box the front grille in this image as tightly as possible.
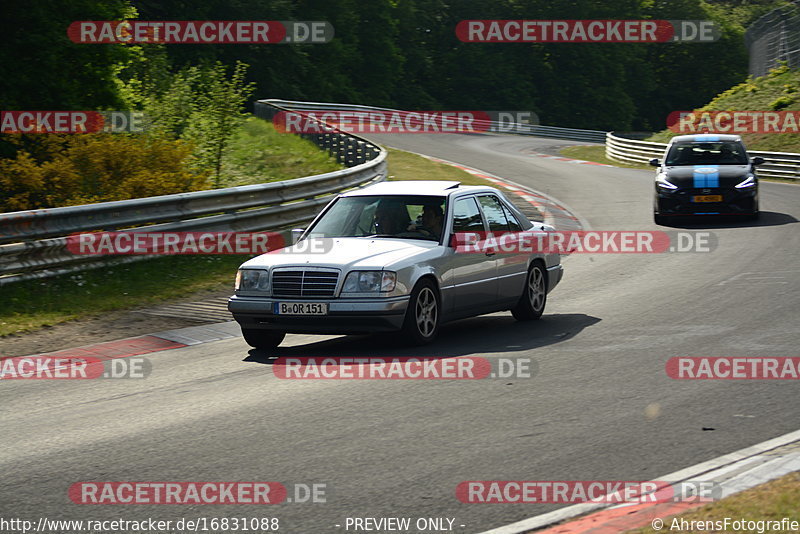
[272,269,339,298]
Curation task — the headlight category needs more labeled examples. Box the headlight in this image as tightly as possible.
[235,269,269,291]
[735,174,756,189]
[342,271,397,293]
[656,173,678,190]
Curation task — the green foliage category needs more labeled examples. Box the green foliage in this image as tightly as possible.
[0,134,210,211]
[120,58,255,186]
[769,95,794,110]
[647,66,800,152]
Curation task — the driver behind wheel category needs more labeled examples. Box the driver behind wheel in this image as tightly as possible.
[408,202,444,238]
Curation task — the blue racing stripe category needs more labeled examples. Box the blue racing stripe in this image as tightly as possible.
[693,165,720,188]
[695,134,720,142]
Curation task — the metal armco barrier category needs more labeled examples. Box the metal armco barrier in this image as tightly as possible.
[606,132,800,181]
[262,99,608,143]
[0,101,387,285]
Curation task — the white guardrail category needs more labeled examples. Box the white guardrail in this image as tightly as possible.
[0,100,388,285]
[263,99,609,143]
[606,132,800,181]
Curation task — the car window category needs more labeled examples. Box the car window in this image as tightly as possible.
[665,141,748,166]
[307,195,445,240]
[478,195,510,232]
[501,203,523,232]
[451,197,485,233]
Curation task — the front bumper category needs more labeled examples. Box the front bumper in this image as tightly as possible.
[655,187,757,216]
[228,294,410,334]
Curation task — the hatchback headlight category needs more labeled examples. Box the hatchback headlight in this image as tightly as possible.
[656,173,678,190]
[235,269,269,291]
[342,271,396,293]
[735,174,756,189]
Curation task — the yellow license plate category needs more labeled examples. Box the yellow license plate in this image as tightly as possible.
[692,195,723,203]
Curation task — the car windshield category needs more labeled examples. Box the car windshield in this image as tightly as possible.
[306,195,447,241]
[665,141,748,166]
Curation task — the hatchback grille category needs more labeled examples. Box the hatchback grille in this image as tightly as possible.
[272,270,339,298]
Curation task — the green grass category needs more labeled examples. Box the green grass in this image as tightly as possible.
[219,117,343,187]
[0,145,500,337]
[385,148,486,184]
[560,145,650,170]
[626,471,800,533]
[0,256,244,336]
[647,65,800,153]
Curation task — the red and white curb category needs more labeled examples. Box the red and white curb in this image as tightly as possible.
[477,429,800,534]
[4,322,240,361]
[412,153,586,232]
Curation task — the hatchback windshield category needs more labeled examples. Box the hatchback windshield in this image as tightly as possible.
[665,141,748,166]
[307,195,447,241]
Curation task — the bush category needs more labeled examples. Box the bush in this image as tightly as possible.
[0,133,210,211]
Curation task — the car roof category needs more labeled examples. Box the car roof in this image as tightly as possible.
[342,180,499,198]
[669,134,742,143]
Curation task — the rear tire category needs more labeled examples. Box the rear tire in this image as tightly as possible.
[401,279,440,345]
[241,329,285,349]
[511,262,547,321]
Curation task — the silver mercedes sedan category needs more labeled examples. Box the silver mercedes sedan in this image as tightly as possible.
[227,180,564,349]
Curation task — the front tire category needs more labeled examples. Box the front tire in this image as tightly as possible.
[401,279,440,345]
[241,329,285,350]
[511,262,547,321]
[654,213,667,225]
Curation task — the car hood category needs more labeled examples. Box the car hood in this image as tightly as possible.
[662,165,751,188]
[240,237,437,271]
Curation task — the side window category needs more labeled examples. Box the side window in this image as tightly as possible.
[501,203,523,232]
[452,197,485,232]
[478,195,510,232]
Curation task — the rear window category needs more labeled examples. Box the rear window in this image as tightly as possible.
[665,141,748,166]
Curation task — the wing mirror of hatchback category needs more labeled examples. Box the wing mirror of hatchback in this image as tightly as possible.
[751,156,765,166]
[649,158,661,167]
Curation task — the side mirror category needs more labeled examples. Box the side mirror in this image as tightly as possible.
[291,228,306,244]
[751,156,765,166]
[649,158,660,167]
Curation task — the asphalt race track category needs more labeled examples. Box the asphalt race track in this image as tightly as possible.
[2,133,799,533]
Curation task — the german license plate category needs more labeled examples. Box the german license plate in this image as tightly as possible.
[692,195,723,202]
[274,302,328,315]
